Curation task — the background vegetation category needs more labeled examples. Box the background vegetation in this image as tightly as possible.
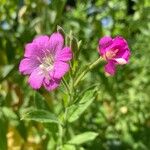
[0,0,150,149]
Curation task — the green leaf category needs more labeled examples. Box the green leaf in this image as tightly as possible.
[0,64,15,83]
[63,144,76,150]
[34,92,50,110]
[2,107,19,126]
[21,109,59,124]
[68,132,98,145]
[67,90,95,122]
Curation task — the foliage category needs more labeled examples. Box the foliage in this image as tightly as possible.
[0,0,150,150]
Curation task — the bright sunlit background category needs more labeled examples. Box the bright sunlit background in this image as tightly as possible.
[0,0,150,150]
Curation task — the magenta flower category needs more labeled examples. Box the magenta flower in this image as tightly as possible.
[19,32,72,91]
[98,36,131,76]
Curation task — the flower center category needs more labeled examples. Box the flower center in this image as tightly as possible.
[104,49,119,60]
[39,54,54,74]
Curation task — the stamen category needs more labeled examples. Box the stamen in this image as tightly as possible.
[39,53,54,76]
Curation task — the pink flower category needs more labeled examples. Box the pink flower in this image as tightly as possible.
[19,32,72,91]
[98,36,131,76]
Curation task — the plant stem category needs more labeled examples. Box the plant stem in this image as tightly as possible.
[57,124,63,150]
[59,76,73,148]
[62,78,71,95]
[74,57,103,87]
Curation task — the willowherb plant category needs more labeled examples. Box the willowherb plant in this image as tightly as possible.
[19,26,131,149]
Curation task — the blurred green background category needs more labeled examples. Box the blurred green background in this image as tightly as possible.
[0,0,150,150]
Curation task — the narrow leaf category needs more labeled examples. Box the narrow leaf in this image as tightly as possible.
[67,90,95,122]
[21,109,59,124]
[34,92,50,110]
[68,132,98,145]
[63,144,76,150]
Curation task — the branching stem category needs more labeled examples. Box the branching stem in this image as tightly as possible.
[74,57,103,87]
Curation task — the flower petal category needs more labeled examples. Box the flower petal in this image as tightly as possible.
[114,58,127,65]
[28,67,44,89]
[48,32,64,54]
[35,35,50,52]
[122,50,131,61]
[33,35,49,45]
[99,36,112,47]
[56,47,72,62]
[43,78,60,91]
[24,43,43,58]
[19,58,39,75]
[111,36,128,51]
[52,61,69,79]
[116,49,130,62]
[99,36,113,55]
[113,36,128,46]
[104,61,116,76]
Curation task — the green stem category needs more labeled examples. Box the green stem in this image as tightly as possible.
[74,57,103,87]
[57,124,63,150]
[62,78,70,95]
[60,77,72,146]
